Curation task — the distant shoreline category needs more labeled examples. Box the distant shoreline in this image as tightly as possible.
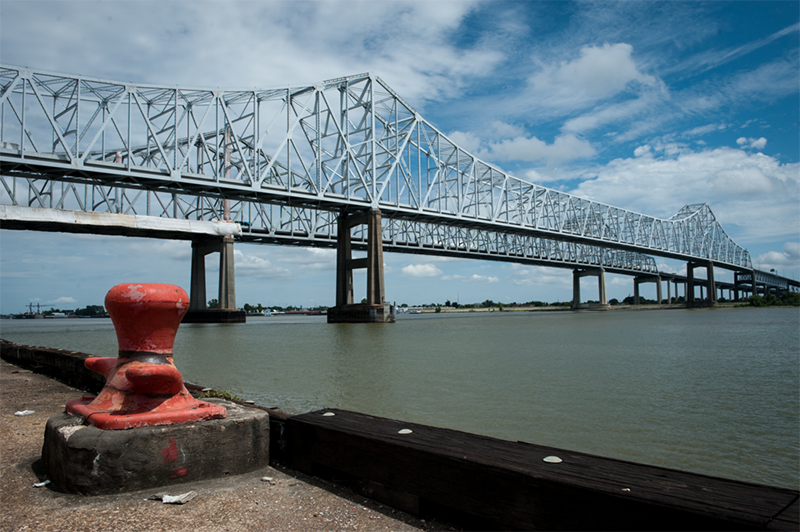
[403,302,749,314]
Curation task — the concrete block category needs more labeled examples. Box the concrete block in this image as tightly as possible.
[42,399,269,495]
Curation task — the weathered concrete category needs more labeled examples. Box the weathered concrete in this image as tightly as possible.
[183,308,247,323]
[1,362,441,532]
[0,339,105,393]
[42,398,269,495]
[329,209,395,323]
[572,268,609,310]
[326,303,395,323]
[687,261,718,307]
[634,275,663,305]
[188,234,245,323]
[0,204,242,241]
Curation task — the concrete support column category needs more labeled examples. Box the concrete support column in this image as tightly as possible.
[572,269,581,309]
[185,236,245,323]
[667,279,672,304]
[189,241,209,311]
[571,269,608,310]
[687,263,695,307]
[218,235,236,309]
[366,210,385,306]
[329,209,393,323]
[633,278,640,305]
[706,261,717,305]
[598,268,607,306]
[656,276,663,305]
[335,215,354,307]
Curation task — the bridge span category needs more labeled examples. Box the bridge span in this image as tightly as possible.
[0,65,795,319]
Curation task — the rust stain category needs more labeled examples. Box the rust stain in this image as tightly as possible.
[161,438,178,463]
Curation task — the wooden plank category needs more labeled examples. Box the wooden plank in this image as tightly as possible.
[285,409,799,531]
[768,498,799,530]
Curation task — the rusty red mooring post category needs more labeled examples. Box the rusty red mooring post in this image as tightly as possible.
[65,283,226,429]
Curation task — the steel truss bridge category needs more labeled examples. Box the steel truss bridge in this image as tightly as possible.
[0,65,765,281]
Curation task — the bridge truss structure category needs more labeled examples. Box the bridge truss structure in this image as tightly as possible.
[0,65,751,276]
[0,179,658,275]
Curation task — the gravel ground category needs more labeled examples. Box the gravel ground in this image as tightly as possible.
[0,360,460,532]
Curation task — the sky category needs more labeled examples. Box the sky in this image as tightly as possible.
[0,0,798,312]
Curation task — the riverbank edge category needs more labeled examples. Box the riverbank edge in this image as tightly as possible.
[403,301,750,313]
[2,339,797,531]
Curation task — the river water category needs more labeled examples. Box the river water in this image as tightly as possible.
[2,307,798,489]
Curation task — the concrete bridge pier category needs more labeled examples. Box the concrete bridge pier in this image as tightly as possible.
[671,279,683,303]
[328,209,395,323]
[753,269,764,297]
[633,275,662,305]
[686,261,717,308]
[571,268,609,310]
[183,235,246,323]
[734,270,756,301]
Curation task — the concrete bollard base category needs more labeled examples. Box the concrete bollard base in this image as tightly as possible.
[182,309,247,323]
[42,398,269,495]
[327,303,396,323]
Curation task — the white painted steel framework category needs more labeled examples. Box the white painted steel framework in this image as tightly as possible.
[0,179,657,275]
[0,65,749,271]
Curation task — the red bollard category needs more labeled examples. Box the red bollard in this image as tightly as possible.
[66,283,226,429]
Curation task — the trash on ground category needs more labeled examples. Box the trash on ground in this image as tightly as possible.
[543,455,562,463]
[148,491,198,504]
[15,410,35,416]
[33,480,50,488]
[261,476,276,484]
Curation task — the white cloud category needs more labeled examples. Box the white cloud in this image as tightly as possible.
[754,242,800,274]
[0,1,499,110]
[570,147,800,243]
[275,247,336,269]
[441,273,499,283]
[401,264,443,277]
[685,123,728,137]
[234,250,292,279]
[447,131,482,153]
[678,58,799,118]
[128,240,191,261]
[229,246,336,280]
[470,274,499,283]
[561,94,657,136]
[711,166,774,195]
[526,43,661,110]
[481,133,596,164]
[43,296,78,306]
[508,267,571,287]
[668,22,800,79]
[489,121,526,138]
[736,137,767,150]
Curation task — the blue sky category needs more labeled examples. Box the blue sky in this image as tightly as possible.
[0,0,798,312]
